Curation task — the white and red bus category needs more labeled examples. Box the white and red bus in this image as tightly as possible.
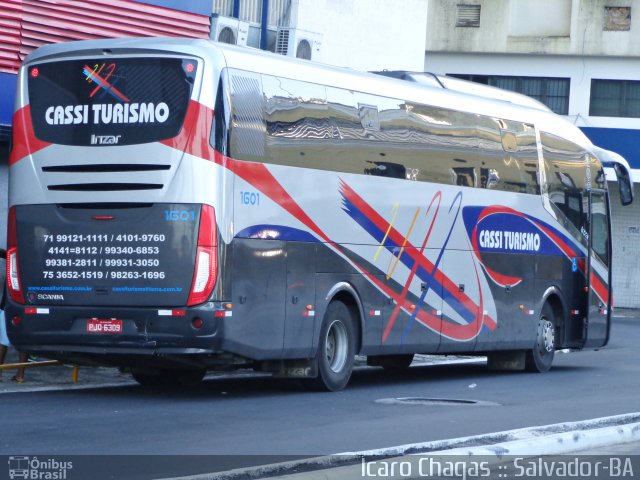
[4,38,633,390]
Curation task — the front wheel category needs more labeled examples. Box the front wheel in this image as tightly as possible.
[305,301,356,391]
[525,303,556,372]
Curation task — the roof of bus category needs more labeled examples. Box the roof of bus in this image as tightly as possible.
[23,36,596,154]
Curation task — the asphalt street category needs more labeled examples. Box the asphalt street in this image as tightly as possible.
[0,309,640,466]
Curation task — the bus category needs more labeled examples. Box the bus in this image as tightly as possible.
[5,37,633,391]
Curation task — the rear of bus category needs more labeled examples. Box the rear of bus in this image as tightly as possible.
[4,38,227,371]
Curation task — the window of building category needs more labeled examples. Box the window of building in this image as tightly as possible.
[448,75,570,115]
[590,79,640,117]
[456,4,481,27]
[604,6,631,31]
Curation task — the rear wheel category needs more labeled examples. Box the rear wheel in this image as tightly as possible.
[525,303,556,372]
[305,301,356,391]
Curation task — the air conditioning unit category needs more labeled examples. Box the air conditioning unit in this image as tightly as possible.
[210,14,249,46]
[275,28,323,61]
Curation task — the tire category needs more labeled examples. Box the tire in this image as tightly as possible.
[525,303,556,372]
[305,301,356,391]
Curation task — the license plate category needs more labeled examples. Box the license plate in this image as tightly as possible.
[86,318,123,334]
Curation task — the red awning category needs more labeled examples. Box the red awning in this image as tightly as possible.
[0,0,210,74]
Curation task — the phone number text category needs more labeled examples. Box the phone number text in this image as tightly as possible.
[43,271,166,280]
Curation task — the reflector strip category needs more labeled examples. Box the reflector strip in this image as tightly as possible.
[570,309,580,315]
[214,311,233,318]
[25,308,49,315]
[158,310,186,317]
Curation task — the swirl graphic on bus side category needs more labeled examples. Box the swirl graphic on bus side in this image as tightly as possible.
[463,205,584,288]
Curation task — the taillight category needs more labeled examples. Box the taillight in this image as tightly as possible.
[7,206,24,304]
[187,205,217,306]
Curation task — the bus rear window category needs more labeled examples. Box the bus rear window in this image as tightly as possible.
[28,57,197,146]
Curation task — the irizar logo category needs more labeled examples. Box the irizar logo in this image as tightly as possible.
[91,134,121,145]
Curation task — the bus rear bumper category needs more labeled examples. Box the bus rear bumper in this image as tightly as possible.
[12,344,243,370]
[3,302,248,369]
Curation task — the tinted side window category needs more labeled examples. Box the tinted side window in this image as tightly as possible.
[229,71,539,196]
[475,117,540,194]
[541,131,594,242]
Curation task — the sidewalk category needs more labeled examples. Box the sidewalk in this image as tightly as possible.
[0,348,134,393]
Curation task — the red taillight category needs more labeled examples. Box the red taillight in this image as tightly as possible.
[7,207,24,304]
[187,205,217,306]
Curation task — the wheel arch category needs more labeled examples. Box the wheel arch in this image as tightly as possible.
[540,286,567,347]
[323,282,364,354]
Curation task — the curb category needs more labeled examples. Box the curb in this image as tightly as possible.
[162,413,640,480]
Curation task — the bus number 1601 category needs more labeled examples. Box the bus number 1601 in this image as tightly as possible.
[164,210,196,222]
[240,191,260,206]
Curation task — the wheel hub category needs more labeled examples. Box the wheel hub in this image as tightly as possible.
[540,319,554,353]
[325,319,348,373]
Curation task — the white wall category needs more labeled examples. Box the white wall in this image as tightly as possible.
[509,0,571,37]
[608,182,640,308]
[427,0,640,57]
[291,0,428,71]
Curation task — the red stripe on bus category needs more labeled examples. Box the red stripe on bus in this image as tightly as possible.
[385,192,442,341]
[340,181,482,320]
[340,181,496,339]
[9,105,52,165]
[160,100,215,161]
[590,271,609,305]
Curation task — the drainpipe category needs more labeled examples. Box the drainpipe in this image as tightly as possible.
[260,0,269,50]
[232,0,240,18]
